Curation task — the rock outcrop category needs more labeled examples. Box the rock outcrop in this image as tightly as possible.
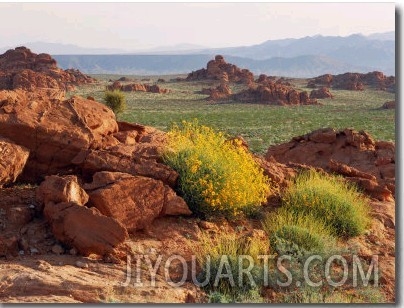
[309,87,334,99]
[307,71,395,92]
[187,55,254,85]
[202,83,232,100]
[233,83,318,106]
[0,90,118,182]
[0,47,95,93]
[107,81,170,94]
[266,128,395,201]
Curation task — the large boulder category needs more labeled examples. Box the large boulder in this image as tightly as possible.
[44,201,128,256]
[266,128,395,201]
[0,137,29,186]
[84,171,191,232]
[0,90,118,181]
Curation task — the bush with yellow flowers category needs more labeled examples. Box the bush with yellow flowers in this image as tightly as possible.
[163,120,270,217]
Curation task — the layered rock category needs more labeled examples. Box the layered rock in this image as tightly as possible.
[0,47,96,93]
[266,128,395,201]
[307,71,395,92]
[0,137,29,186]
[187,55,254,84]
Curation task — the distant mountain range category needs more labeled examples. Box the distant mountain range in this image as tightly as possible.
[1,32,395,77]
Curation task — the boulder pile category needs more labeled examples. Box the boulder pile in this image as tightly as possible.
[187,55,254,85]
[0,88,191,257]
[0,47,95,93]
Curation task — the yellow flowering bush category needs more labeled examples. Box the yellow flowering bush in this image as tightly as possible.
[163,120,270,217]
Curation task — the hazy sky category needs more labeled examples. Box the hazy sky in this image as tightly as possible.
[0,2,396,50]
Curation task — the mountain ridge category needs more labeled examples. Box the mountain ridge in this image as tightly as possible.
[1,31,395,77]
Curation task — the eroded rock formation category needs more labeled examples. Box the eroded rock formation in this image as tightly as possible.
[187,55,254,85]
[0,47,95,93]
[307,71,395,92]
[266,128,395,201]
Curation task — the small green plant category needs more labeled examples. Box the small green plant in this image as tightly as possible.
[263,208,337,258]
[163,120,270,217]
[282,170,370,238]
[194,232,267,302]
[103,90,126,115]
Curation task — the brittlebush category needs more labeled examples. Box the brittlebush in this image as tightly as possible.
[164,120,270,217]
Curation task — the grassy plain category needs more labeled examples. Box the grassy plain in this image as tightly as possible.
[69,74,395,154]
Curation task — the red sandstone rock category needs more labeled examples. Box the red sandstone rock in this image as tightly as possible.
[84,171,191,232]
[0,137,29,186]
[72,148,178,187]
[44,201,128,256]
[309,87,334,99]
[36,175,89,210]
[266,128,395,201]
[108,82,170,94]
[187,55,254,84]
[233,83,318,106]
[203,83,232,100]
[307,71,395,92]
[0,90,118,182]
[0,47,96,93]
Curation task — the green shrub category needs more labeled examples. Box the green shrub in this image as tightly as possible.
[263,208,336,257]
[282,170,370,238]
[103,90,126,114]
[163,120,270,217]
[195,232,267,302]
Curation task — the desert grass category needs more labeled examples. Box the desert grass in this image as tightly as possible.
[194,232,268,302]
[262,207,337,257]
[69,75,395,154]
[282,170,371,238]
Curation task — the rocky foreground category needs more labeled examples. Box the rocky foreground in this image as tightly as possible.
[0,48,396,303]
[0,87,395,302]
